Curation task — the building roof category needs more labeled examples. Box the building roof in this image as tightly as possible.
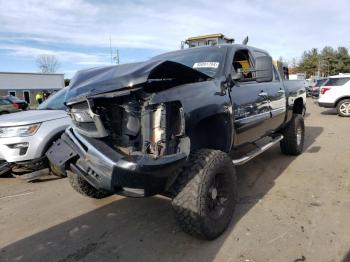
[185,33,234,43]
[0,72,65,90]
[0,71,64,76]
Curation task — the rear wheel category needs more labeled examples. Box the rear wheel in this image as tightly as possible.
[171,149,237,240]
[337,99,350,117]
[280,114,305,155]
[67,171,111,199]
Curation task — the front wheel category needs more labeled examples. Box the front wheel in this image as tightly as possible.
[49,162,67,178]
[67,171,112,199]
[280,114,305,155]
[337,99,350,117]
[171,149,237,240]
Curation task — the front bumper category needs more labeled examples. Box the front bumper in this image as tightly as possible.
[0,156,48,175]
[0,137,32,163]
[0,117,70,163]
[11,155,48,173]
[47,128,188,197]
[306,90,319,97]
[311,91,319,97]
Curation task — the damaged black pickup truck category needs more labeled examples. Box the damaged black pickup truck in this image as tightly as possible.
[47,44,306,239]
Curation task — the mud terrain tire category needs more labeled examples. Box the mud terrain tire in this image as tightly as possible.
[171,149,237,240]
[280,114,305,155]
[68,171,111,199]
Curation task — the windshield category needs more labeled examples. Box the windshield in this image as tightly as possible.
[152,47,226,78]
[7,96,22,102]
[37,88,67,110]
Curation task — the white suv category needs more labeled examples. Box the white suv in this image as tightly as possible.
[0,88,71,177]
[318,74,350,117]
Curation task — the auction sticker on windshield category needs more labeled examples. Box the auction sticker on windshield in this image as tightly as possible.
[193,62,219,69]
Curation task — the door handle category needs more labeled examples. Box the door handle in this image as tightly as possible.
[258,92,268,97]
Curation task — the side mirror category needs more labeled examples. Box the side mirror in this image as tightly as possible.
[255,56,273,82]
[231,68,243,81]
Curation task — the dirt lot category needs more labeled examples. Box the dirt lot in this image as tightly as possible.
[0,99,349,262]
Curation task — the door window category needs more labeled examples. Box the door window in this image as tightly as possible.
[9,91,16,97]
[232,49,255,81]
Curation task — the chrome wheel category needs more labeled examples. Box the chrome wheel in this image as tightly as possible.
[339,102,350,116]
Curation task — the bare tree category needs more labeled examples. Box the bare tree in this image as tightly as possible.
[36,54,60,73]
[278,56,287,65]
[290,57,298,68]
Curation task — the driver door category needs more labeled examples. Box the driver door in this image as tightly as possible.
[229,49,271,146]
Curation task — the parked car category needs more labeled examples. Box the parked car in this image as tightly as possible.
[0,97,21,115]
[318,74,350,117]
[47,44,306,240]
[3,95,29,110]
[307,78,328,97]
[0,88,71,177]
[303,80,312,97]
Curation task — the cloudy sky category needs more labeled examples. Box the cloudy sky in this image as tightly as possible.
[0,0,349,78]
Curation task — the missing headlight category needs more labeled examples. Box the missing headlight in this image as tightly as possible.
[142,102,185,157]
[142,103,166,156]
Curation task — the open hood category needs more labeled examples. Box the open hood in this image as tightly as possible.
[65,60,211,103]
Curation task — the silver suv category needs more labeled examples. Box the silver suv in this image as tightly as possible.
[0,88,71,177]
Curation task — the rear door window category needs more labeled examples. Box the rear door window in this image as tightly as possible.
[315,79,328,87]
[324,78,350,86]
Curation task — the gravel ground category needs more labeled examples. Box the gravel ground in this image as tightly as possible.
[0,99,349,262]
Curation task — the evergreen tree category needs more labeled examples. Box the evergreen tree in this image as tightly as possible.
[298,46,350,78]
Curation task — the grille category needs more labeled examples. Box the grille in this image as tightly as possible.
[101,105,124,136]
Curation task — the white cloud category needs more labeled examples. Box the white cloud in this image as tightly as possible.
[0,0,349,61]
[0,44,109,65]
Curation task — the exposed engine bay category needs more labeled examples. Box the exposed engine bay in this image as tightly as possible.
[68,91,186,158]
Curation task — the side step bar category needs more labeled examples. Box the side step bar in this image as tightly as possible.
[232,135,284,166]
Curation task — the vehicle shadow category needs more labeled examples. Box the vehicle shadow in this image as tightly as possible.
[28,175,62,183]
[342,250,350,262]
[0,126,323,262]
[320,108,338,115]
[0,170,63,183]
